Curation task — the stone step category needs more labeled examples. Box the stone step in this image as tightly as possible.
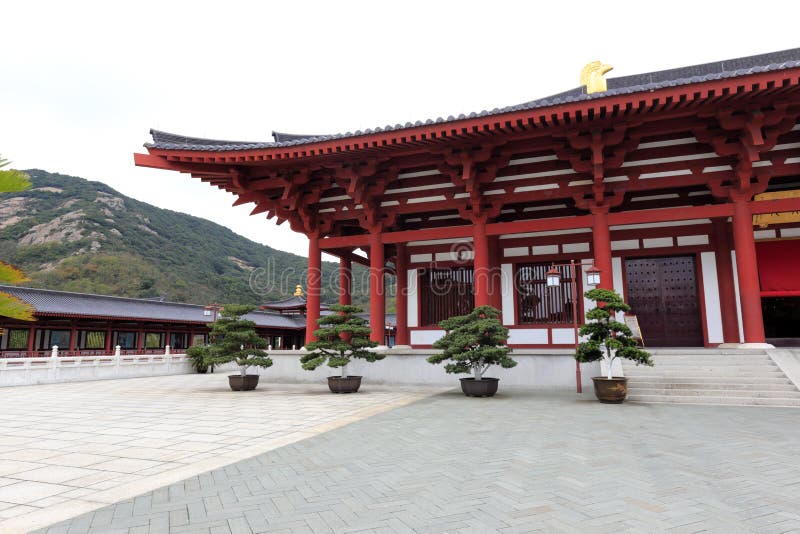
[622,376,793,385]
[629,381,799,391]
[636,365,780,376]
[645,349,768,355]
[647,356,774,363]
[627,387,800,398]
[624,366,784,378]
[626,394,800,407]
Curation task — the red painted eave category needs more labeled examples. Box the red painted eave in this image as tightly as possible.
[135,67,800,167]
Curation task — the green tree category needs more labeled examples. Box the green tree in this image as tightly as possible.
[190,304,273,376]
[0,156,35,320]
[302,304,382,377]
[428,305,516,380]
[574,288,652,378]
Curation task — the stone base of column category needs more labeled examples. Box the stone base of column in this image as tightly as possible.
[718,342,775,349]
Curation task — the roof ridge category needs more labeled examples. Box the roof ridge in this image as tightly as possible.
[0,284,289,316]
[0,284,206,308]
[145,47,800,152]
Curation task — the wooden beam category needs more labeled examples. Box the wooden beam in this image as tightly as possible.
[487,214,594,235]
[607,203,733,226]
[750,196,800,215]
[319,235,370,249]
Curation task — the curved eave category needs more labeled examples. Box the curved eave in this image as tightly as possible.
[31,312,304,330]
[135,67,800,170]
[33,312,212,324]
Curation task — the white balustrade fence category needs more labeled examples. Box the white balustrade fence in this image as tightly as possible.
[0,345,192,387]
[1,346,600,389]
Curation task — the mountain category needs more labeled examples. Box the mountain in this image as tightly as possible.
[0,169,372,307]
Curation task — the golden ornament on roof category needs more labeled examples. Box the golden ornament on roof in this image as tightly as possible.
[580,61,614,94]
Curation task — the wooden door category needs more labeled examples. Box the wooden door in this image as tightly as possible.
[624,256,704,347]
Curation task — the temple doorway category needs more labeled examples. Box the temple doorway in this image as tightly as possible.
[624,256,704,347]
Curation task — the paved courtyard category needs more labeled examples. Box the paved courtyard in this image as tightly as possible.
[3,377,800,533]
[0,375,440,533]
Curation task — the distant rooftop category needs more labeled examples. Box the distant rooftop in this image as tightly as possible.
[146,48,800,152]
[0,285,304,330]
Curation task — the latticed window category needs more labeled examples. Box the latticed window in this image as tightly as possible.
[145,333,164,349]
[114,331,137,349]
[170,333,188,349]
[79,331,106,349]
[515,263,578,325]
[5,329,29,350]
[419,268,474,326]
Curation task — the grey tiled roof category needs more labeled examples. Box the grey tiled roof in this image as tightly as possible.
[317,311,396,329]
[271,131,323,143]
[260,295,307,309]
[146,48,800,152]
[259,295,330,311]
[0,285,304,329]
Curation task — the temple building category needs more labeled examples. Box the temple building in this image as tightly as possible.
[0,285,396,357]
[134,49,800,349]
[0,285,304,357]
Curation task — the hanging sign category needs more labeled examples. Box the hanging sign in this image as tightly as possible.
[753,190,800,228]
[624,314,644,347]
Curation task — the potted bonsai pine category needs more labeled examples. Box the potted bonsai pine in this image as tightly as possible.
[427,305,516,397]
[575,288,652,403]
[200,304,273,391]
[301,304,383,393]
[186,344,210,373]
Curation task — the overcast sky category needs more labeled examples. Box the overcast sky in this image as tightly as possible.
[2,0,798,260]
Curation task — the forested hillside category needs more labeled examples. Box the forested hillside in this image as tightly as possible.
[0,169,370,306]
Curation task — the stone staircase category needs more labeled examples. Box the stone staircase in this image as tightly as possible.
[622,349,800,406]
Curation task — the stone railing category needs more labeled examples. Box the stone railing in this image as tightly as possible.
[0,345,192,387]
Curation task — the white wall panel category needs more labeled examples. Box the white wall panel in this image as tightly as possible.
[407,268,418,328]
[501,263,515,326]
[508,329,548,345]
[410,329,444,345]
[700,251,724,344]
[551,328,576,344]
[731,252,744,343]
[612,257,626,323]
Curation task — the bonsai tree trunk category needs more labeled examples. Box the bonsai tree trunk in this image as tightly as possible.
[340,355,348,378]
[473,361,486,380]
[605,344,615,380]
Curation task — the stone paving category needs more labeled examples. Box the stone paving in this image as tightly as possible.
[0,375,440,533]
[31,387,800,533]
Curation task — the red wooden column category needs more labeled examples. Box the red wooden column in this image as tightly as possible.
[137,323,144,351]
[339,256,351,306]
[306,233,322,345]
[712,218,741,343]
[488,236,503,312]
[69,320,77,353]
[395,243,409,346]
[473,219,491,307]
[104,326,112,353]
[369,230,386,344]
[591,205,614,290]
[731,199,766,343]
[27,326,35,353]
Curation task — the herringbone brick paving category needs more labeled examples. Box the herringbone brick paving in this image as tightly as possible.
[37,389,800,533]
